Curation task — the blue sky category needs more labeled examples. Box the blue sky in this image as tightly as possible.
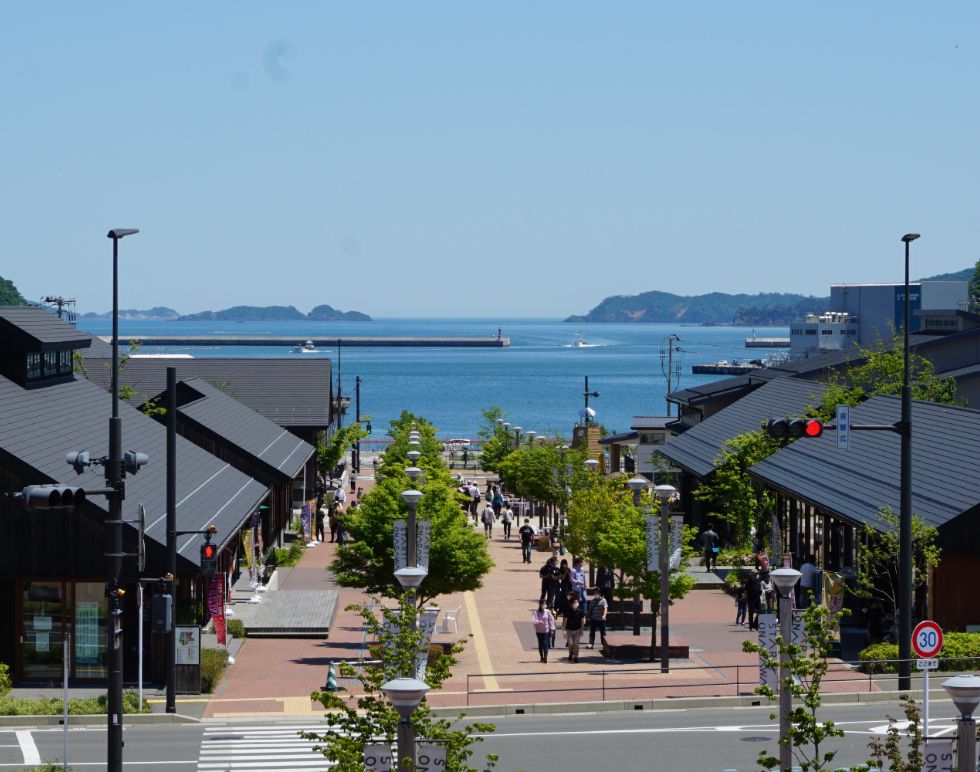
[2,3,978,317]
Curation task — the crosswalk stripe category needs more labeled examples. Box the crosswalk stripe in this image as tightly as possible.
[198,725,336,770]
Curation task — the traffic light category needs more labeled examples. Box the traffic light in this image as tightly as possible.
[111,588,125,650]
[765,418,824,439]
[200,540,218,574]
[21,485,86,510]
[151,593,173,633]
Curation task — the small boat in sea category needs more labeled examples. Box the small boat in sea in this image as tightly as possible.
[291,340,318,353]
[564,333,596,348]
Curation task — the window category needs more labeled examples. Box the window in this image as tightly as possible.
[59,350,73,373]
[43,351,58,376]
[805,329,816,335]
[821,329,833,335]
[26,353,41,379]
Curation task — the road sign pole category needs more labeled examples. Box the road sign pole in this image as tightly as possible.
[924,664,929,738]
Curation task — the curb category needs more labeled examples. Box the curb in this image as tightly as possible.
[0,712,201,728]
[430,687,951,719]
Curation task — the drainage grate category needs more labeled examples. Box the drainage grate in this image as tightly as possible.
[741,736,772,742]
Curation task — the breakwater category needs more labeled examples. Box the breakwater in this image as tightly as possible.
[111,335,509,348]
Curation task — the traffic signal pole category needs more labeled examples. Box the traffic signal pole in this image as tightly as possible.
[166,367,177,713]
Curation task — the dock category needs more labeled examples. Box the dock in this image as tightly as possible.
[745,337,790,348]
[108,335,509,348]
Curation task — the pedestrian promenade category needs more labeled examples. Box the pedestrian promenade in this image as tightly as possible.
[199,458,878,719]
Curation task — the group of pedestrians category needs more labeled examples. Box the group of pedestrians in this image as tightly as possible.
[531,554,607,662]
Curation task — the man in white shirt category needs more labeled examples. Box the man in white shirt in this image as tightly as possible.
[799,554,818,606]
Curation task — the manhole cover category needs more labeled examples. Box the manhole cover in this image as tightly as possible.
[741,736,772,742]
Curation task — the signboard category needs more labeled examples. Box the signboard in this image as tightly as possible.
[646,515,658,571]
[916,657,940,670]
[382,608,441,680]
[175,626,200,665]
[75,602,101,665]
[417,743,447,771]
[301,502,312,543]
[364,743,393,772]
[417,521,431,570]
[922,739,953,772]
[759,612,805,689]
[836,404,850,450]
[393,520,407,571]
[822,572,845,615]
[207,574,226,646]
[912,620,943,659]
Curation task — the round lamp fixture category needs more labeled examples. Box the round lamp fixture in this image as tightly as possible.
[394,565,428,589]
[401,489,423,506]
[381,677,431,719]
[770,568,802,593]
[942,674,980,718]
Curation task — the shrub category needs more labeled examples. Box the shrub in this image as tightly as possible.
[201,647,230,693]
[227,619,246,639]
[0,690,149,716]
[272,539,305,567]
[716,548,755,567]
[0,662,11,698]
[858,632,980,673]
[722,568,747,596]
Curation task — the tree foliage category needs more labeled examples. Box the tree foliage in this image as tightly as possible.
[317,423,370,479]
[970,258,980,303]
[330,413,493,606]
[743,603,846,772]
[306,592,497,772]
[0,275,27,306]
[498,440,584,509]
[694,429,783,549]
[852,506,940,614]
[475,406,513,473]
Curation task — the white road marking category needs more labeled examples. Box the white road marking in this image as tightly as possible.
[15,731,40,765]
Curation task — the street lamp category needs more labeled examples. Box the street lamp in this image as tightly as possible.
[654,484,677,673]
[513,426,522,449]
[771,567,802,772]
[106,227,138,772]
[627,478,648,637]
[943,674,980,772]
[381,676,431,771]
[584,458,599,474]
[526,430,537,446]
[898,232,920,692]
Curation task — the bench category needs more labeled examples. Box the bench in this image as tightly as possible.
[601,636,690,661]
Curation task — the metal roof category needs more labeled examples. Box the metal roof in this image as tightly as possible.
[599,430,638,445]
[668,375,755,406]
[0,306,93,352]
[749,394,980,531]
[631,416,672,430]
[79,356,332,429]
[178,377,314,480]
[656,378,828,478]
[0,373,267,569]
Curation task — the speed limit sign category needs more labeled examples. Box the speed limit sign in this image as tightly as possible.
[912,620,943,659]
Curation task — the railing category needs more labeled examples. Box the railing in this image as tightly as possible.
[462,656,980,707]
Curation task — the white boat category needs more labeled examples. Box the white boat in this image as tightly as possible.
[291,339,318,353]
[564,333,596,348]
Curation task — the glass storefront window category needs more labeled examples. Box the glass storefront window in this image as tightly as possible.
[73,583,107,679]
[22,582,64,681]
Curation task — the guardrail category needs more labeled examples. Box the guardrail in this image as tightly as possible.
[463,656,980,706]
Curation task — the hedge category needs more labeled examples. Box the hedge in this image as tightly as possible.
[0,690,148,716]
[201,647,230,693]
[858,632,980,673]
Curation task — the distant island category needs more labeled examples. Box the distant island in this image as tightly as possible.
[78,304,371,322]
[566,291,830,325]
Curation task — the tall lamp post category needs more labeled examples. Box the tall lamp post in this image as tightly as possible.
[627,478,648,637]
[898,232,919,692]
[942,674,980,772]
[654,484,677,673]
[771,567,802,772]
[381,676,430,771]
[106,227,138,772]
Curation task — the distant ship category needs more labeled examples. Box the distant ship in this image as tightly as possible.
[291,340,318,353]
[565,333,597,348]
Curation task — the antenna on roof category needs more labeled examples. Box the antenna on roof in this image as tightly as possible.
[40,296,78,326]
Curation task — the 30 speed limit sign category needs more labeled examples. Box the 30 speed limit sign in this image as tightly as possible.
[912,620,943,659]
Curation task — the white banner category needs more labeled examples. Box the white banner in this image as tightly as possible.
[393,520,407,571]
[669,515,684,570]
[922,739,953,772]
[364,743,393,772]
[383,608,441,680]
[646,515,659,571]
[417,520,431,570]
[416,743,447,771]
[759,611,805,689]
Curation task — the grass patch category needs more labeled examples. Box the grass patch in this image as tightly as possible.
[0,690,149,716]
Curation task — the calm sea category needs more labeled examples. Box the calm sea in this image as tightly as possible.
[77,318,788,440]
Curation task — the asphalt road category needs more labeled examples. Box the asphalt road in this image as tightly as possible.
[0,700,961,771]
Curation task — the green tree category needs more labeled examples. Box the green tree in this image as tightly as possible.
[0,275,27,306]
[694,429,783,549]
[330,414,493,606]
[317,423,370,480]
[852,506,941,616]
[742,603,846,772]
[970,258,980,304]
[305,592,497,772]
[475,406,513,473]
[860,695,926,772]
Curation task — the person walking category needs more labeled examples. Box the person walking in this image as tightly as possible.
[315,506,326,543]
[596,564,615,606]
[539,556,560,608]
[481,502,496,539]
[587,588,608,650]
[570,557,587,605]
[532,600,556,663]
[519,518,535,563]
[701,522,720,571]
[500,504,514,540]
[328,504,340,543]
[746,570,763,631]
[491,486,504,517]
[468,482,481,524]
[735,578,748,625]
[563,597,587,662]
[799,554,818,606]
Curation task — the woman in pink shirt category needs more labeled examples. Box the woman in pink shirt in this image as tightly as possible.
[532,600,556,663]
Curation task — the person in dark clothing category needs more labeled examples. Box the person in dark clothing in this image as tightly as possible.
[701,523,720,570]
[745,570,763,631]
[315,507,326,543]
[518,519,535,563]
[539,556,560,609]
[587,588,608,650]
[596,564,615,605]
[865,601,884,643]
[563,598,587,662]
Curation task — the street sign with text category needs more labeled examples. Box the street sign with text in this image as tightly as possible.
[836,404,850,449]
[912,620,943,658]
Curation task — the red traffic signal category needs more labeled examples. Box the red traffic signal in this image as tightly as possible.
[200,540,218,574]
[765,418,824,439]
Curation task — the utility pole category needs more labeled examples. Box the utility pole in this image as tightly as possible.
[335,339,343,429]
[582,376,599,424]
[659,335,682,416]
[165,367,177,713]
[354,376,361,473]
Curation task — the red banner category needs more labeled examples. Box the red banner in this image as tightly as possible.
[208,574,226,646]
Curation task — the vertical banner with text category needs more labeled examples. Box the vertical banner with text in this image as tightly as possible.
[207,574,226,646]
[393,520,407,571]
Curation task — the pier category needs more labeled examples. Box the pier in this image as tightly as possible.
[110,335,510,348]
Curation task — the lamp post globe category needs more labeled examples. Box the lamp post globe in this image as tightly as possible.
[394,565,428,589]
[653,484,677,501]
[584,458,599,473]
[406,450,422,465]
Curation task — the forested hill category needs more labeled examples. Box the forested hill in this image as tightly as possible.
[565,291,830,325]
[0,275,27,306]
[178,304,371,321]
